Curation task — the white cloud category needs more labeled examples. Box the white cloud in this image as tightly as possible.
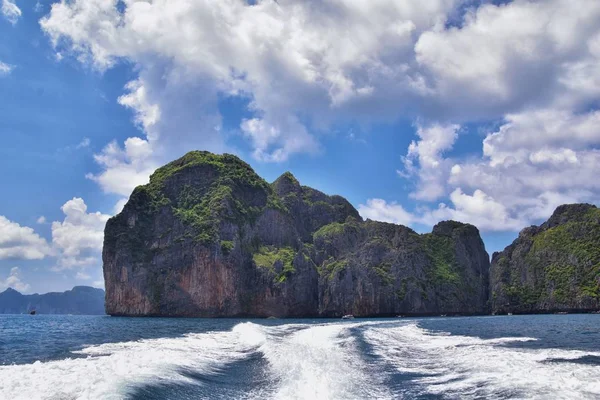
[241,116,319,162]
[1,0,21,25]
[424,189,525,231]
[449,109,600,216]
[482,109,600,167]
[382,108,600,232]
[358,199,416,227]
[399,123,460,201]
[113,198,128,215]
[38,0,600,138]
[75,271,91,280]
[33,1,42,13]
[76,137,91,149]
[118,80,161,139]
[0,216,52,260]
[414,0,600,118]
[86,137,156,197]
[51,198,110,270]
[359,189,523,232]
[0,267,30,293]
[92,280,105,289]
[0,199,112,276]
[0,61,14,76]
[39,0,461,166]
[39,0,600,231]
[84,74,225,197]
[400,0,600,231]
[529,148,578,165]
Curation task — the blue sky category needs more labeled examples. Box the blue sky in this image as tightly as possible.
[1,0,599,294]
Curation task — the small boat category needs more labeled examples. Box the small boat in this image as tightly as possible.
[341,314,354,320]
[507,312,513,316]
[29,310,36,315]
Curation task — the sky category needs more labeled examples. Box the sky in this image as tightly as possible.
[1,0,599,294]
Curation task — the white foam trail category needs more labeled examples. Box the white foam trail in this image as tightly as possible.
[249,322,392,400]
[364,322,600,399]
[0,322,268,400]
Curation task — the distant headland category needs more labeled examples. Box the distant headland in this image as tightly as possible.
[0,286,105,315]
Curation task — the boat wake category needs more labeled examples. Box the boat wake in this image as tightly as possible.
[0,321,390,400]
[0,322,268,399]
[363,322,600,399]
[248,323,390,399]
[2,319,600,399]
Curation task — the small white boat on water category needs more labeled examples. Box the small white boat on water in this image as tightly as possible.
[341,314,354,320]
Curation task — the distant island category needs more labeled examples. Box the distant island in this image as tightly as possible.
[0,286,105,315]
[102,151,599,318]
[491,203,600,314]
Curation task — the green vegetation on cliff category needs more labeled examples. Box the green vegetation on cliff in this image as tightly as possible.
[320,257,349,279]
[529,206,600,301]
[313,218,361,243]
[491,204,600,313]
[422,234,460,286]
[276,171,300,187]
[313,219,478,292]
[314,222,346,239]
[253,246,296,283]
[220,240,234,256]
[104,150,491,317]
[125,151,287,246]
[373,262,394,285]
[151,151,266,191]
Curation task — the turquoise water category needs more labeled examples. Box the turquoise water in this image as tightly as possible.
[1,314,599,399]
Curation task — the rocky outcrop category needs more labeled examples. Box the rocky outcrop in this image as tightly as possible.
[314,219,489,316]
[0,286,105,315]
[103,151,490,317]
[490,204,600,314]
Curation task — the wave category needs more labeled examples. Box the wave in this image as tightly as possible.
[5,319,598,399]
[363,322,600,399]
[248,322,391,400]
[0,322,269,400]
[0,321,390,400]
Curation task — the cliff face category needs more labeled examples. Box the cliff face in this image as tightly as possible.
[314,219,489,316]
[0,286,105,315]
[490,204,600,314]
[103,151,490,317]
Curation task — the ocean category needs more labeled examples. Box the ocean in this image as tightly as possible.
[1,314,599,399]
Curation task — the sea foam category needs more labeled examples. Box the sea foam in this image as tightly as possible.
[363,322,600,399]
[0,322,268,400]
[4,319,598,399]
[249,322,391,400]
[0,321,387,400]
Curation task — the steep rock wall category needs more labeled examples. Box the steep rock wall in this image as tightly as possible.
[103,151,490,317]
[490,204,600,314]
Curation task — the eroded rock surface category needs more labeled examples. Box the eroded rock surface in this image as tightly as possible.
[103,151,490,317]
[490,204,600,314]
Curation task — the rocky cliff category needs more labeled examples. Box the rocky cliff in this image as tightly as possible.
[103,151,490,317]
[490,204,600,314]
